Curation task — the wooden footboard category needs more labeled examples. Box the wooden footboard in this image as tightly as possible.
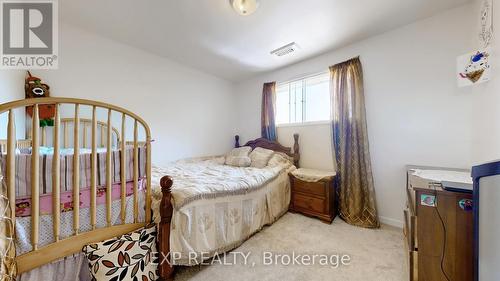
[158,176,175,281]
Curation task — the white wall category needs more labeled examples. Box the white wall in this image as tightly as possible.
[0,70,25,139]
[277,123,334,171]
[470,0,500,164]
[24,23,237,166]
[235,4,480,227]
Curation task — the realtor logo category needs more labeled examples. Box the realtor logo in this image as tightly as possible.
[1,0,58,69]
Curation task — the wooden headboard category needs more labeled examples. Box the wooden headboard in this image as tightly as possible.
[234,134,300,167]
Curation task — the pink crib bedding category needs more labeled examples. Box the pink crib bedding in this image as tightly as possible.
[15,179,145,217]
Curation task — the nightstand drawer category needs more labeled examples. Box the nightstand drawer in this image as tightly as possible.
[293,194,326,213]
[292,180,326,198]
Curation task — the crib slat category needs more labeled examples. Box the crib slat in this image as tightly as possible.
[83,123,88,148]
[63,122,68,148]
[52,104,61,241]
[90,106,97,230]
[6,110,16,228]
[73,104,80,235]
[145,136,151,223]
[120,113,126,224]
[100,126,105,147]
[106,109,112,227]
[31,105,40,250]
[41,127,46,146]
[133,120,139,223]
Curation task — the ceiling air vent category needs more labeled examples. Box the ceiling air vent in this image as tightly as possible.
[270,42,299,57]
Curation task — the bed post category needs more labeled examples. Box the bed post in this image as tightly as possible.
[234,135,240,148]
[293,133,300,167]
[158,176,175,281]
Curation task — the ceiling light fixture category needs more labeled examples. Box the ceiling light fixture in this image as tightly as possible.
[230,0,259,16]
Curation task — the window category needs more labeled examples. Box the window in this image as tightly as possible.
[275,72,331,125]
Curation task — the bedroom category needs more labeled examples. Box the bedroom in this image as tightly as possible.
[0,0,498,280]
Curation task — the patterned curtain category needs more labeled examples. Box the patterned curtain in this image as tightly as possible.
[261,82,277,141]
[330,57,380,228]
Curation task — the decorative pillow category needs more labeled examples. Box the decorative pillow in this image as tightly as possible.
[267,152,294,167]
[225,156,251,167]
[82,224,159,281]
[249,147,275,168]
[225,146,252,167]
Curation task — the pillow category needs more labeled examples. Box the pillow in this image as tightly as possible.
[82,224,159,281]
[249,147,275,168]
[225,156,251,167]
[225,146,252,167]
[267,152,294,168]
[208,156,226,165]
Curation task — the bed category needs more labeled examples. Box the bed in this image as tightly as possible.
[152,135,299,276]
[0,98,300,281]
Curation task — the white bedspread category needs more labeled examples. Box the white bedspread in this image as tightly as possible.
[151,157,295,265]
[151,157,289,210]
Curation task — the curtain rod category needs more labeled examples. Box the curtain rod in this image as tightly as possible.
[276,56,360,85]
[277,70,329,85]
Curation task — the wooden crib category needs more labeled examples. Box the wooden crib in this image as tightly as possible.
[0,97,174,280]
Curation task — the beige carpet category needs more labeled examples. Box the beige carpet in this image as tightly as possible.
[174,213,407,281]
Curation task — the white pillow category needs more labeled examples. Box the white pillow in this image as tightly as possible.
[267,152,293,167]
[225,146,252,167]
[225,156,251,167]
[250,147,275,168]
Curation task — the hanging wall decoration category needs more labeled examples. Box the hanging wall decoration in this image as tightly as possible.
[479,0,493,48]
[457,49,491,87]
[456,0,493,88]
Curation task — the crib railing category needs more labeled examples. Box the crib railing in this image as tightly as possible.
[24,118,121,148]
[0,140,31,152]
[0,98,152,274]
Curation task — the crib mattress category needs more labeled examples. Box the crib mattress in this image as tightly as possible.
[16,190,146,255]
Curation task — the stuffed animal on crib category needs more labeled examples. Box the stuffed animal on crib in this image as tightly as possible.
[25,71,55,127]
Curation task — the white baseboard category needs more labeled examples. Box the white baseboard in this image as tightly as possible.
[379,216,403,228]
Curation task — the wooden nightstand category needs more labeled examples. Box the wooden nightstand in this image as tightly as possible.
[289,169,336,223]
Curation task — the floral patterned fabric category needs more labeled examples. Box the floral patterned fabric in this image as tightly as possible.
[14,180,143,217]
[82,224,158,281]
[0,165,16,281]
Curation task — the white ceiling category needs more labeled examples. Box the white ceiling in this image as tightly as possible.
[60,0,471,82]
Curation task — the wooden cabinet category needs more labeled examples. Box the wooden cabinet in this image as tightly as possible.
[289,172,336,223]
[405,166,473,281]
[416,189,473,281]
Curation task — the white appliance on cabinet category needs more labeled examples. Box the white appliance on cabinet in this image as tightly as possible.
[472,161,500,281]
